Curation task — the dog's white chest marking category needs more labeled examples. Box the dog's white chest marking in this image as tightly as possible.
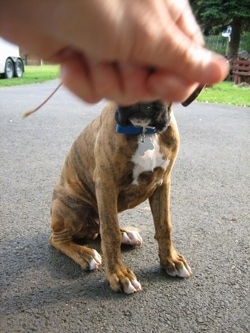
[131,135,169,185]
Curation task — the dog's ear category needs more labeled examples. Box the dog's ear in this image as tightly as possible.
[181,85,204,107]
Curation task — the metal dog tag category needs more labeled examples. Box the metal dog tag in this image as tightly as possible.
[138,136,154,156]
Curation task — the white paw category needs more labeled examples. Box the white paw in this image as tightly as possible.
[166,264,192,278]
[121,230,143,246]
[124,279,142,294]
[88,250,102,271]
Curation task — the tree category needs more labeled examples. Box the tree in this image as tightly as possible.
[190,0,250,59]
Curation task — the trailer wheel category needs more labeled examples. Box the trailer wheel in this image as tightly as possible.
[14,58,24,78]
[4,58,15,79]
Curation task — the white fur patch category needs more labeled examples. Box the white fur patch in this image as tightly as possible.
[166,264,192,278]
[178,266,192,278]
[121,230,143,246]
[131,135,169,185]
[89,250,102,271]
[124,279,142,294]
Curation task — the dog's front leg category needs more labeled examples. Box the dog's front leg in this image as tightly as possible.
[95,179,142,294]
[149,178,192,278]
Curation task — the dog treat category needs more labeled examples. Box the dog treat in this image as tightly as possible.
[22,82,62,118]
[181,85,204,106]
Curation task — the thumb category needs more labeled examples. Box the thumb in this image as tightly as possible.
[141,28,229,85]
[129,1,229,86]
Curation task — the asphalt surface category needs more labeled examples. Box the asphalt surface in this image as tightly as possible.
[0,80,249,333]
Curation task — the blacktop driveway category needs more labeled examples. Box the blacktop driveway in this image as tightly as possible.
[0,80,249,332]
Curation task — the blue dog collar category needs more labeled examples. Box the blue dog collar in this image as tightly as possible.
[116,124,156,135]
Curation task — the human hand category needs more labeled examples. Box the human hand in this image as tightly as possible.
[0,0,229,105]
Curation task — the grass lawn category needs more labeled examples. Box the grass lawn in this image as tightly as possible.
[0,64,60,87]
[197,81,250,107]
[0,65,249,107]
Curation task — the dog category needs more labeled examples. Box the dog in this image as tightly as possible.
[50,100,193,294]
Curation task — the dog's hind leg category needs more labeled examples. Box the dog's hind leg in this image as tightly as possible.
[49,231,102,270]
[49,200,102,270]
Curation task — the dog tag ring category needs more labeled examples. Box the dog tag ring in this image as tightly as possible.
[141,127,146,143]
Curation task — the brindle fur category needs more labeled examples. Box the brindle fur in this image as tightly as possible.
[50,101,191,293]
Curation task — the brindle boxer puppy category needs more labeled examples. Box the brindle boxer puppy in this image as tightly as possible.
[50,101,192,294]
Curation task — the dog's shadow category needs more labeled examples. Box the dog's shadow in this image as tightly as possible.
[1,232,186,316]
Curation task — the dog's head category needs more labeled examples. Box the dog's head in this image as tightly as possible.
[115,86,203,132]
[115,101,171,132]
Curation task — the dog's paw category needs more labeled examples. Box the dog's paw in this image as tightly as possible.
[88,249,102,271]
[108,266,142,294]
[166,262,192,278]
[160,251,192,278]
[49,236,102,271]
[126,278,142,294]
[75,247,102,271]
[121,230,142,246]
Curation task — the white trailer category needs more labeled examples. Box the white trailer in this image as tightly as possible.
[0,38,24,78]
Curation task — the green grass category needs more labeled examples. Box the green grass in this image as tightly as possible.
[197,81,250,107]
[0,64,60,87]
